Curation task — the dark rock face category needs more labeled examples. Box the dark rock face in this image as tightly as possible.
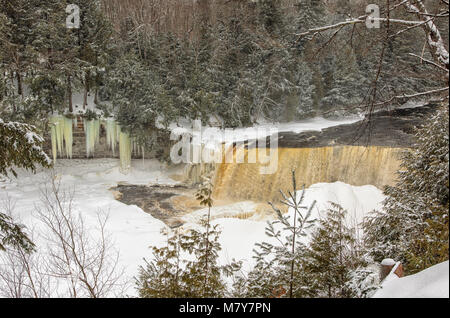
[276,105,437,149]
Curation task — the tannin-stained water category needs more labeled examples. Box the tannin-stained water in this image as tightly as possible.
[210,146,403,202]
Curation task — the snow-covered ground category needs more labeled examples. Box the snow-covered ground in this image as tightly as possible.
[166,115,362,144]
[0,158,384,296]
[373,261,449,298]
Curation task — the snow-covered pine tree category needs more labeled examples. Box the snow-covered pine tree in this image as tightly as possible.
[306,202,363,298]
[73,0,112,109]
[0,118,51,253]
[345,266,380,298]
[137,176,234,298]
[321,45,366,116]
[294,0,326,34]
[364,104,449,274]
[243,170,317,298]
[136,229,185,298]
[136,221,228,298]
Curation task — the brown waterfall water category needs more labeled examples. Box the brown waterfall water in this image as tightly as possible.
[212,146,403,202]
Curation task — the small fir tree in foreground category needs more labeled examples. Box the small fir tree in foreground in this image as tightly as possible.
[137,175,238,298]
[306,203,364,298]
[243,170,317,298]
[136,221,228,298]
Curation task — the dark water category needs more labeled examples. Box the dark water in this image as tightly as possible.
[111,184,200,228]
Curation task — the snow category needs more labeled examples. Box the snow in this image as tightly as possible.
[184,181,384,274]
[1,159,384,296]
[165,115,363,145]
[373,261,449,298]
[381,258,396,266]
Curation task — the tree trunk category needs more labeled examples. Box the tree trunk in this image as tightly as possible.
[16,71,23,99]
[204,205,210,297]
[68,75,73,112]
[83,82,88,110]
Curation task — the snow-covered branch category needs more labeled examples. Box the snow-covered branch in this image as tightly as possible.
[297,0,449,72]
[0,118,51,177]
[403,0,449,70]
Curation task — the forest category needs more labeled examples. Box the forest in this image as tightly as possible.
[0,0,448,300]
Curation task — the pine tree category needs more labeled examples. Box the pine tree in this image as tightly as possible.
[0,211,35,253]
[321,45,366,115]
[306,203,362,298]
[136,221,228,298]
[345,266,380,298]
[0,118,51,177]
[137,175,231,298]
[244,170,317,298]
[364,104,449,273]
[136,229,185,298]
[0,118,50,253]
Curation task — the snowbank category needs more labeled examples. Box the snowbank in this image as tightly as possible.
[194,182,384,273]
[373,261,449,298]
[1,158,385,296]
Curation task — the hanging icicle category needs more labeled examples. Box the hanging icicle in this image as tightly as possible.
[84,119,100,158]
[50,116,64,157]
[94,119,100,145]
[63,117,73,159]
[50,124,57,163]
[119,131,131,174]
[106,119,117,156]
[50,115,74,161]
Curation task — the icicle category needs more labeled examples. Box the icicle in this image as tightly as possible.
[50,125,57,163]
[94,119,100,145]
[106,119,117,156]
[119,131,131,174]
[84,119,99,158]
[116,124,121,140]
[53,116,64,157]
[63,117,73,159]
[50,115,68,160]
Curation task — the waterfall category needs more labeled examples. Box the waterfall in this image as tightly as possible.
[106,119,118,156]
[50,124,57,162]
[84,119,100,158]
[50,115,74,161]
[63,117,73,159]
[212,146,403,202]
[119,131,131,174]
[182,162,217,185]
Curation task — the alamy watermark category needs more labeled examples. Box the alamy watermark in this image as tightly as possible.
[366,4,381,29]
[66,4,80,29]
[169,120,279,175]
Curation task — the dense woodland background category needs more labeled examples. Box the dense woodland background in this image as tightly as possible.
[0,0,448,298]
[1,0,447,138]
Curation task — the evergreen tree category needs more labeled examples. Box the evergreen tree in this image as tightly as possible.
[0,211,35,253]
[364,104,449,274]
[137,175,232,298]
[345,266,380,298]
[136,220,228,298]
[0,118,51,177]
[243,170,317,298]
[74,0,112,109]
[0,118,50,253]
[321,45,366,115]
[306,203,362,298]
